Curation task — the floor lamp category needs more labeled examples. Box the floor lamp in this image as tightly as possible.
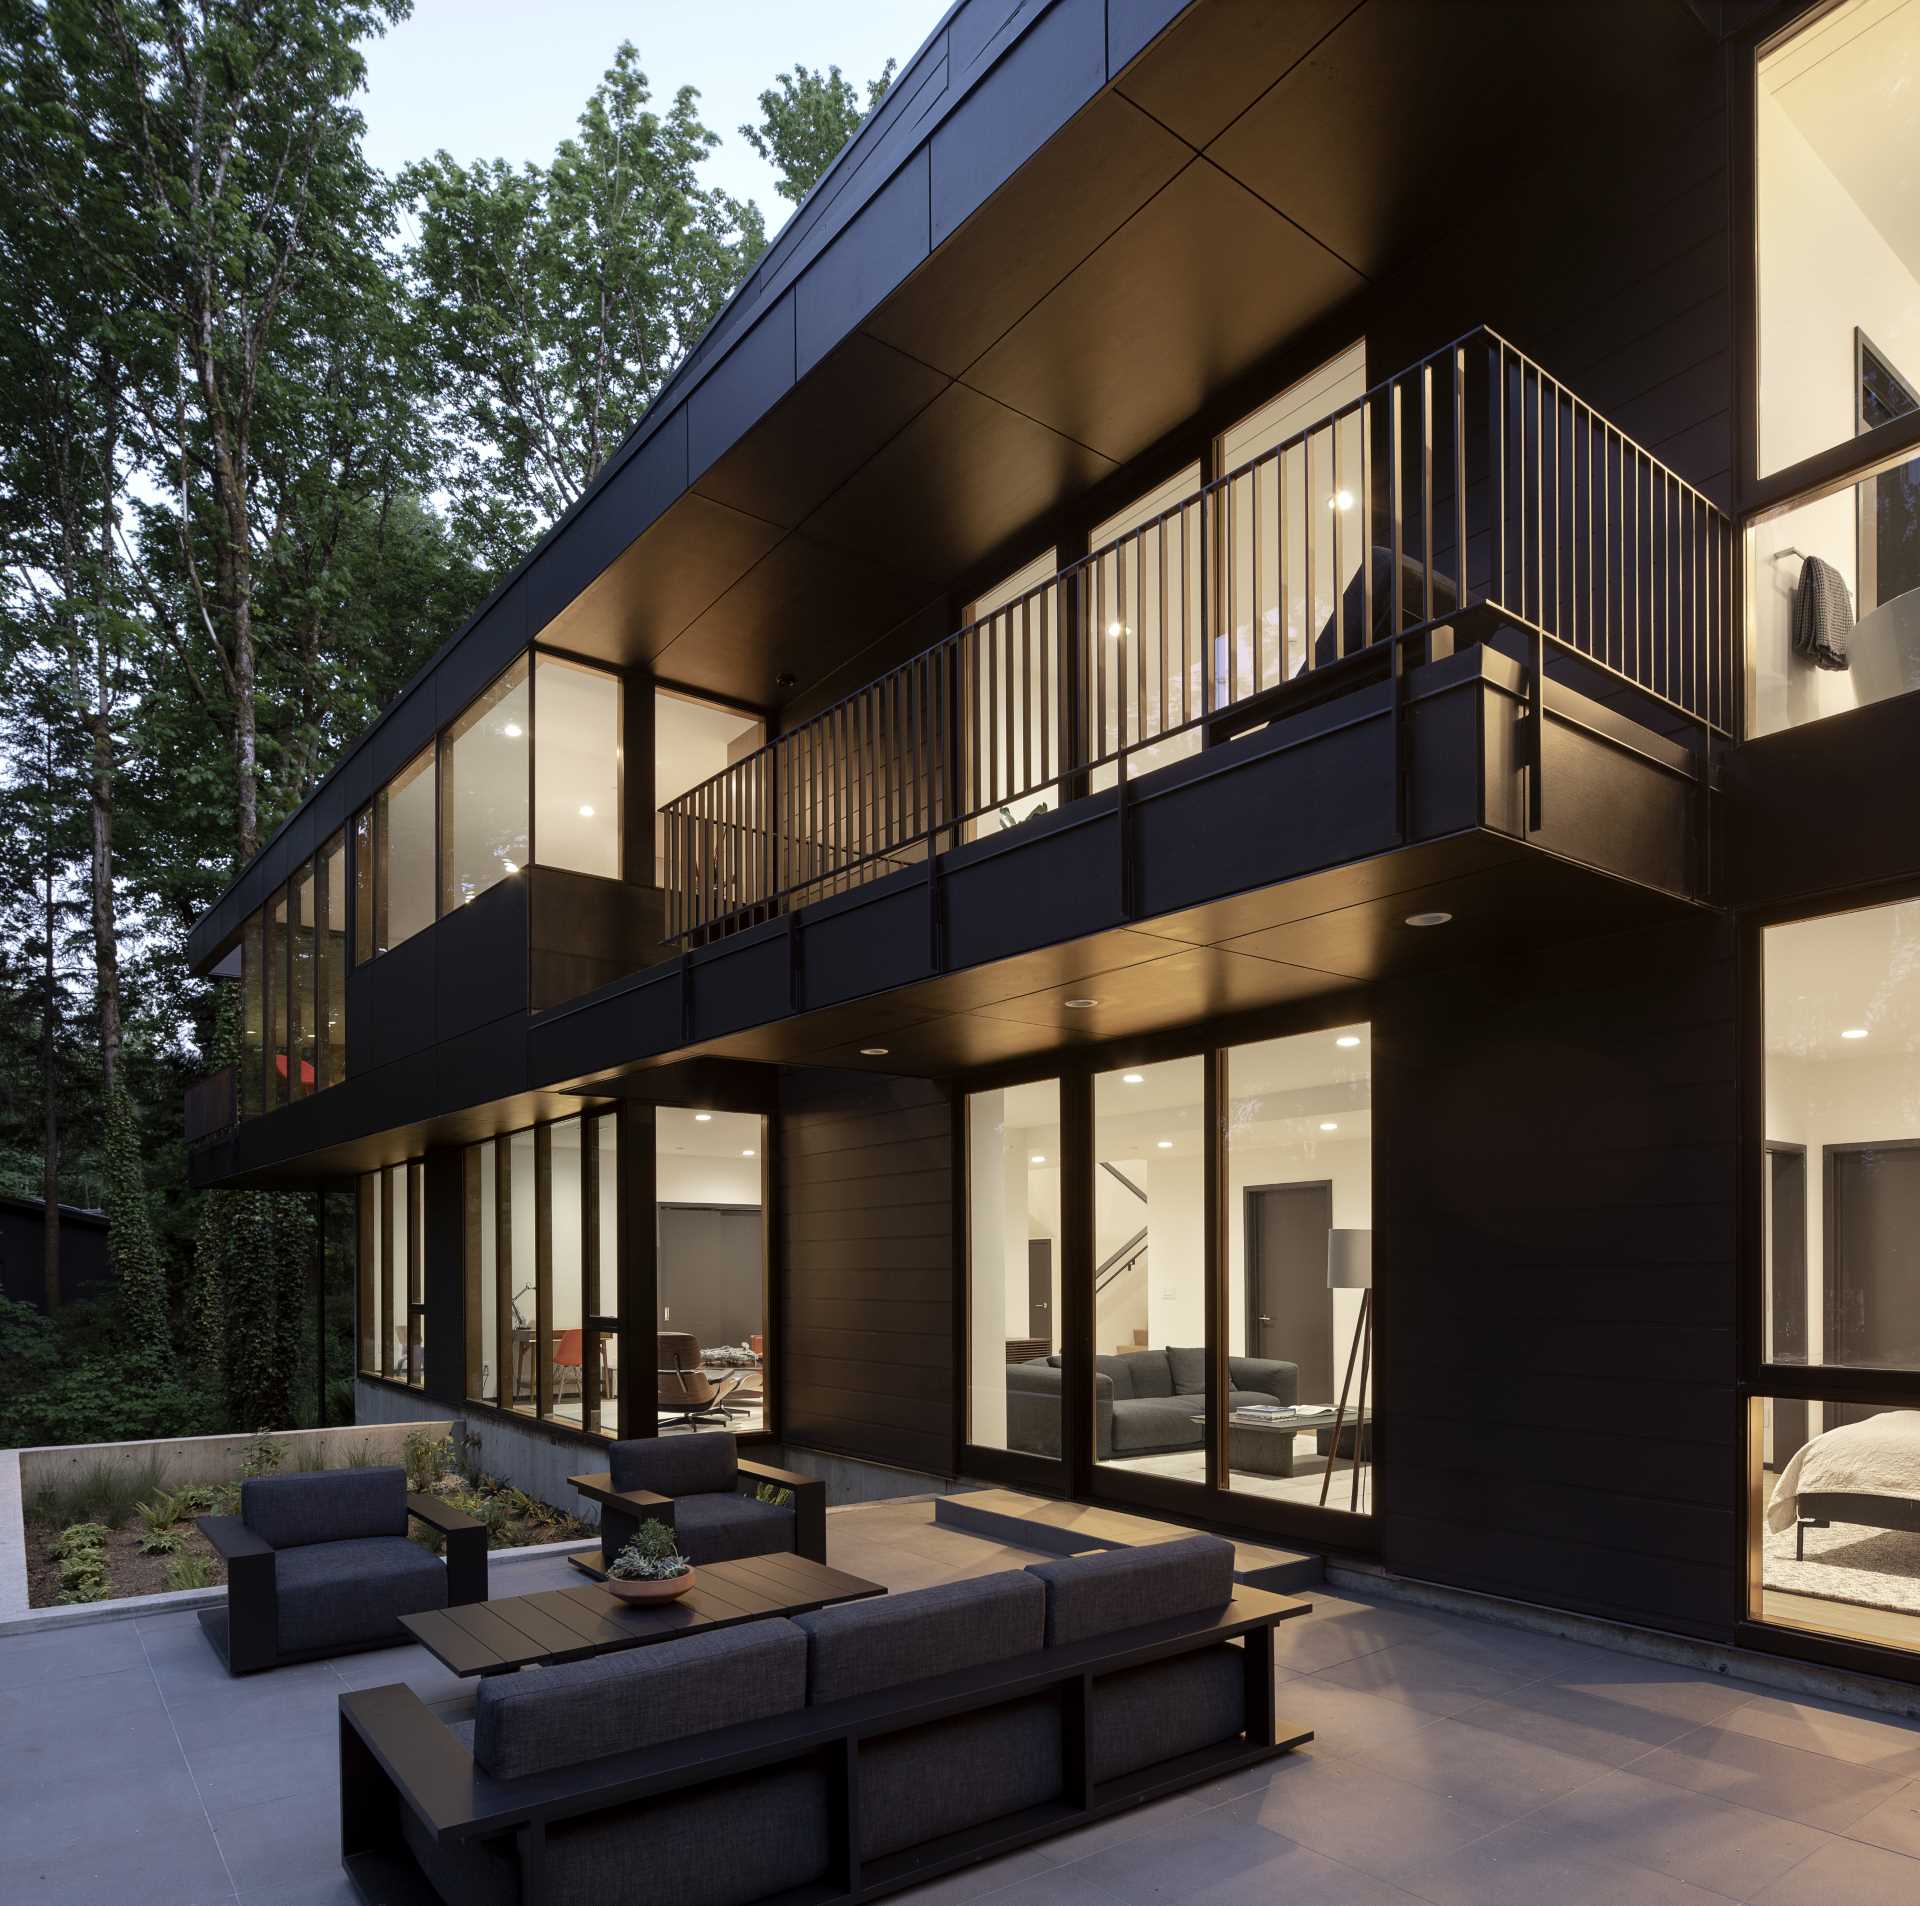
[1320,1229,1373,1513]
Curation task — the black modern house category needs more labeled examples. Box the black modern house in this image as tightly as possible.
[183,0,1920,1689]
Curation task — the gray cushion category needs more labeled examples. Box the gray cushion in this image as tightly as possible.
[1027,1535,1236,1647]
[473,1620,806,1780]
[608,1431,736,1497]
[242,1466,407,1549]
[1093,1353,1134,1400]
[1227,1389,1285,1411]
[1166,1345,1207,1395]
[1091,1645,1246,1781]
[1110,1397,1204,1453]
[548,1762,831,1906]
[1123,1351,1174,1397]
[274,1535,443,1654]
[797,1569,1044,1703]
[671,1491,794,1564]
[861,1696,1061,1859]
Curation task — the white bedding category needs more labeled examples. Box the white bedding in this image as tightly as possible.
[1766,1409,1920,1533]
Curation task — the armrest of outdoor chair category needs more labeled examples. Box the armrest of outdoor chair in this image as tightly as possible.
[197,1514,278,1672]
[407,1494,488,1608]
[737,1460,827,1562]
[568,1472,674,1520]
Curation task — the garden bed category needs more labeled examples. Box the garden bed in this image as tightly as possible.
[23,1428,589,1607]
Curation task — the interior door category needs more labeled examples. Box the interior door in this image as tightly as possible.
[658,1204,763,1351]
[1766,1144,1808,1471]
[1826,1143,1920,1369]
[1027,1239,1053,1341]
[1245,1182,1334,1404]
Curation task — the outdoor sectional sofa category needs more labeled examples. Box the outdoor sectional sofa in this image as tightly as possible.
[338,1534,1309,1906]
[1006,1346,1299,1461]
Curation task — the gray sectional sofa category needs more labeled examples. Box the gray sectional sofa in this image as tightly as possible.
[340,1534,1309,1906]
[1006,1345,1298,1460]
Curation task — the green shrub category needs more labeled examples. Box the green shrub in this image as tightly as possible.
[165,1554,216,1592]
[240,1430,283,1479]
[402,1429,450,1494]
[138,1528,184,1556]
[33,1455,169,1531]
[52,1521,110,1603]
[607,1519,691,1582]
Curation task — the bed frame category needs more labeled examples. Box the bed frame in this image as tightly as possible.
[1794,1492,1920,1560]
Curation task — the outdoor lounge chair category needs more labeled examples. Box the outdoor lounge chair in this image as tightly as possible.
[571,1430,825,1572]
[197,1464,486,1674]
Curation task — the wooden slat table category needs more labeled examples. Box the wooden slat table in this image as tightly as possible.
[401,1553,885,1677]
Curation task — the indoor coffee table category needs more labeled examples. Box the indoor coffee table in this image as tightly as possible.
[401,1552,884,1677]
[1193,1407,1373,1478]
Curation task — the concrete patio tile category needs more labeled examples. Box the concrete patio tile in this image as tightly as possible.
[1069,1810,1426,1904]
[185,1726,341,1812]
[1311,1639,1539,1717]
[1747,1834,1920,1905]
[1270,1603,1452,1673]
[886,1846,1058,1901]
[1217,1751,1507,1881]
[330,1643,468,1702]
[0,1619,152,1688]
[162,1673,348,1750]
[1,1758,208,1857]
[0,1814,235,1906]
[1534,1655,1759,1728]
[1356,1713,1617,1818]
[1842,1780,1920,1859]
[1388,1819,1738,1906]
[141,1632,339,1700]
[241,1877,359,1906]
[1447,1679,1722,1768]
[210,1789,339,1896]
[921,1865,1127,1906]
[1268,1680,1447,1763]
[1402,1621,1633,1685]
[1035,1785,1228,1867]
[1716,1692,1920,1777]
[1627,1722,1911,1834]
[1526,1764,1834,1899]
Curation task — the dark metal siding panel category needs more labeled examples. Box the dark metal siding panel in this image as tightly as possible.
[1374,912,1740,1640]
[796,150,933,378]
[435,875,528,1043]
[777,1069,956,1476]
[688,293,798,484]
[527,411,689,637]
[435,580,528,727]
[930,0,1107,247]
[373,685,437,786]
[1106,0,1188,76]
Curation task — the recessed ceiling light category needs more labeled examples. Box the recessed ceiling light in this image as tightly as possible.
[1335,1035,1360,1048]
[1030,1154,1047,1166]
[859,1045,890,1056]
[1842,1027,1869,1040]
[1107,621,1125,638]
[502,860,519,874]
[741,1149,756,1158]
[1122,1071,1145,1085]
[1065,997,1099,1009]
[693,1112,712,1123]
[1319,1121,1339,1132]
[578,804,595,818]
[1157,1139,1173,1150]
[502,722,523,738]
[1328,488,1355,512]
[1405,910,1453,928]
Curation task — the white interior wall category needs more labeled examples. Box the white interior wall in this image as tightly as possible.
[1751,86,1920,735]
[656,1152,762,1205]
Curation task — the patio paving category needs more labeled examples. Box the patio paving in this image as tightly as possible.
[5,1496,1920,1905]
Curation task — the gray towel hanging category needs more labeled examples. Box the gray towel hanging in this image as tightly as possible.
[1792,555,1852,671]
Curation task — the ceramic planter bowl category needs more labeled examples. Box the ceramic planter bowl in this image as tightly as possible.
[605,1567,697,1604]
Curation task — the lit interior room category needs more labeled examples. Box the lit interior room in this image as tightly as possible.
[1759,894,1920,1649]
[1750,0,1920,737]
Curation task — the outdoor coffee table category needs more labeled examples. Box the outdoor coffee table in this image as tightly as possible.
[400,1552,884,1677]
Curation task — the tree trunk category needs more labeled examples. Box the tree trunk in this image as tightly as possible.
[90,373,123,1092]
[40,732,61,1311]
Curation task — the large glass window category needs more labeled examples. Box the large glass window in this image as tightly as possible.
[376,744,436,953]
[266,886,289,1112]
[1751,4,1920,735]
[655,687,768,886]
[657,1106,766,1437]
[357,1161,422,1384]
[352,805,374,964]
[290,861,315,1101]
[465,1110,626,1435]
[240,910,265,1120]
[1754,893,1920,1655]
[442,656,529,911]
[534,654,622,880]
[968,1080,1062,1455]
[1224,1023,1373,1514]
[318,829,347,1089]
[1092,1055,1207,1479]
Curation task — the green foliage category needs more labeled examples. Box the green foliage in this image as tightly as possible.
[240,1429,284,1479]
[101,1082,169,1369]
[164,1554,216,1592]
[51,1520,109,1602]
[741,59,895,204]
[402,1428,448,1494]
[31,1455,167,1530]
[607,1517,691,1582]
[137,1527,183,1555]
[753,1481,796,1508]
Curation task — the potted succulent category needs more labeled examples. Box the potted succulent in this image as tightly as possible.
[604,1519,696,1603]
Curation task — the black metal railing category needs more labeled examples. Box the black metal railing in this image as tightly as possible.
[663,326,1733,944]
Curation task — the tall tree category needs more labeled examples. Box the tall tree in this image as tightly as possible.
[405,42,766,570]
[741,59,895,206]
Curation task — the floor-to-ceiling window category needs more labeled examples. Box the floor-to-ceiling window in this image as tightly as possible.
[1751,892,1920,1656]
[657,1106,766,1436]
[1748,0,1920,737]
[967,1080,1062,1456]
[357,1161,423,1386]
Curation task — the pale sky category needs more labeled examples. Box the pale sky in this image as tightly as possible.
[358,0,951,228]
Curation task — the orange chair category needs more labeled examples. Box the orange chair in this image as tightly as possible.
[553,1328,584,1401]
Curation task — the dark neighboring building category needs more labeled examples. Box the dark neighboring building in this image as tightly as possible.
[0,1196,112,1312]
[183,2,1920,1688]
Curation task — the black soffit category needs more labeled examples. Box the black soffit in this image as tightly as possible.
[188,0,1711,967]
